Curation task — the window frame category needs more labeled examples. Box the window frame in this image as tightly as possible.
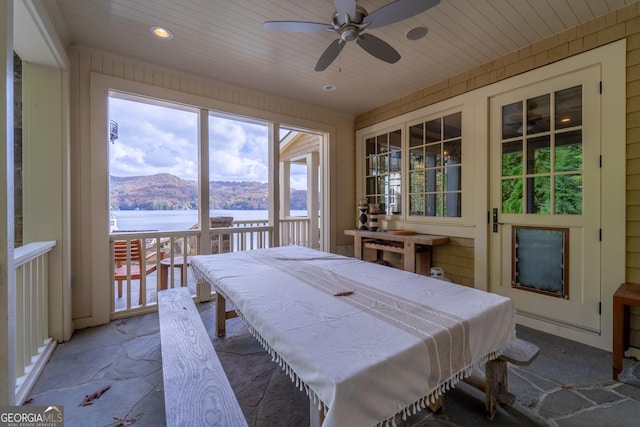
[356,100,474,228]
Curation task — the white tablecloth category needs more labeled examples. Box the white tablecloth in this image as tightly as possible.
[192,246,515,427]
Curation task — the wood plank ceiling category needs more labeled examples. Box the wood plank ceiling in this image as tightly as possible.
[49,0,638,116]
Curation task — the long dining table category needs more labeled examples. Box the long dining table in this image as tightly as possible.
[191,246,515,427]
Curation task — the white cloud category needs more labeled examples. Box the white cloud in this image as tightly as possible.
[108,97,307,188]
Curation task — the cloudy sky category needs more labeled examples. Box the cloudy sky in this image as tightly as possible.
[108,97,308,189]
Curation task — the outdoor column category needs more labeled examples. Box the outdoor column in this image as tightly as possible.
[307,151,319,249]
[0,0,16,406]
[197,109,211,300]
[279,160,291,219]
[268,123,280,247]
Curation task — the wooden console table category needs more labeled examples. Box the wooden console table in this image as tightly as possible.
[613,282,640,380]
[344,229,449,275]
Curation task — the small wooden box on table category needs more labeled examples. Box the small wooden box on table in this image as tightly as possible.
[613,282,640,380]
[344,229,449,274]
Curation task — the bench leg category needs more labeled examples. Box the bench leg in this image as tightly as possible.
[310,403,325,427]
[484,359,515,420]
[428,395,444,413]
[216,292,227,337]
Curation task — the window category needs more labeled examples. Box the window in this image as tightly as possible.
[365,129,402,215]
[501,86,583,215]
[409,112,462,217]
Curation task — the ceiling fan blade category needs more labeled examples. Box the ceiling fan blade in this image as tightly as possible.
[364,0,440,30]
[315,39,345,72]
[334,0,356,25]
[264,21,332,33]
[356,34,401,64]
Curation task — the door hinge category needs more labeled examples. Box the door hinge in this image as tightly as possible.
[599,81,602,94]
[599,155,602,167]
[599,229,602,241]
[599,301,602,315]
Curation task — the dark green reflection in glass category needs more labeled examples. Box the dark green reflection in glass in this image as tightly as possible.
[556,130,582,172]
[502,141,523,177]
[527,136,550,174]
[555,174,582,214]
[527,176,550,214]
[502,178,523,213]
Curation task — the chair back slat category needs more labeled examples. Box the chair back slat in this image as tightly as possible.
[114,240,144,264]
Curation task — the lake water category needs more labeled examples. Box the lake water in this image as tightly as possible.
[112,209,307,232]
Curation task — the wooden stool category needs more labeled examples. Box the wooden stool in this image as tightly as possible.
[613,283,640,380]
[160,256,192,291]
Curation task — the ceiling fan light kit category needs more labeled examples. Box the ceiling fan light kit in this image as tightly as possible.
[264,0,440,71]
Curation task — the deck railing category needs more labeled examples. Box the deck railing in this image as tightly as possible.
[110,217,311,316]
[14,240,57,404]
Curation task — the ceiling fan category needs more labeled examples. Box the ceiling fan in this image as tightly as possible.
[264,0,440,71]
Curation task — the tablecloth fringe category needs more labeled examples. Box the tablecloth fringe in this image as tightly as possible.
[375,344,508,427]
[237,309,507,427]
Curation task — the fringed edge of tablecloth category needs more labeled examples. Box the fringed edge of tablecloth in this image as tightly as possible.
[235,307,510,427]
[234,310,330,416]
[375,343,509,427]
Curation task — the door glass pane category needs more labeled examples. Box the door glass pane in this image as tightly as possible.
[502,178,523,213]
[377,134,388,152]
[410,194,424,215]
[444,193,461,217]
[444,139,461,165]
[527,94,550,134]
[555,86,582,129]
[410,148,424,169]
[502,101,523,139]
[366,137,376,156]
[379,154,388,173]
[527,176,550,214]
[390,151,401,173]
[410,123,424,147]
[502,141,523,176]
[368,156,378,175]
[555,174,582,214]
[527,136,551,174]
[426,118,441,143]
[377,176,387,194]
[366,177,376,194]
[410,170,424,192]
[444,112,462,139]
[445,166,462,191]
[426,193,437,216]
[389,129,401,151]
[426,144,441,167]
[555,130,582,172]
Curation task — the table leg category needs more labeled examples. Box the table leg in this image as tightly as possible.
[353,235,363,260]
[160,264,168,291]
[216,291,227,337]
[309,402,325,427]
[403,241,416,273]
[613,296,625,380]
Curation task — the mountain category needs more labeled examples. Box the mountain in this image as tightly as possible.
[109,173,307,210]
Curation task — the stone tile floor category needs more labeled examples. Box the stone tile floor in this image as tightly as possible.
[25,300,640,426]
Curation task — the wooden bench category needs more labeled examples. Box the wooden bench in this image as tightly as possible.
[158,287,248,427]
[463,338,540,420]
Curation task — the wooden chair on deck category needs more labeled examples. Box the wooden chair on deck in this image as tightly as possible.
[114,239,163,305]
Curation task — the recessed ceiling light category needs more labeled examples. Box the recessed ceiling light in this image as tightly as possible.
[406,26,428,41]
[151,26,173,39]
[322,84,337,92]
